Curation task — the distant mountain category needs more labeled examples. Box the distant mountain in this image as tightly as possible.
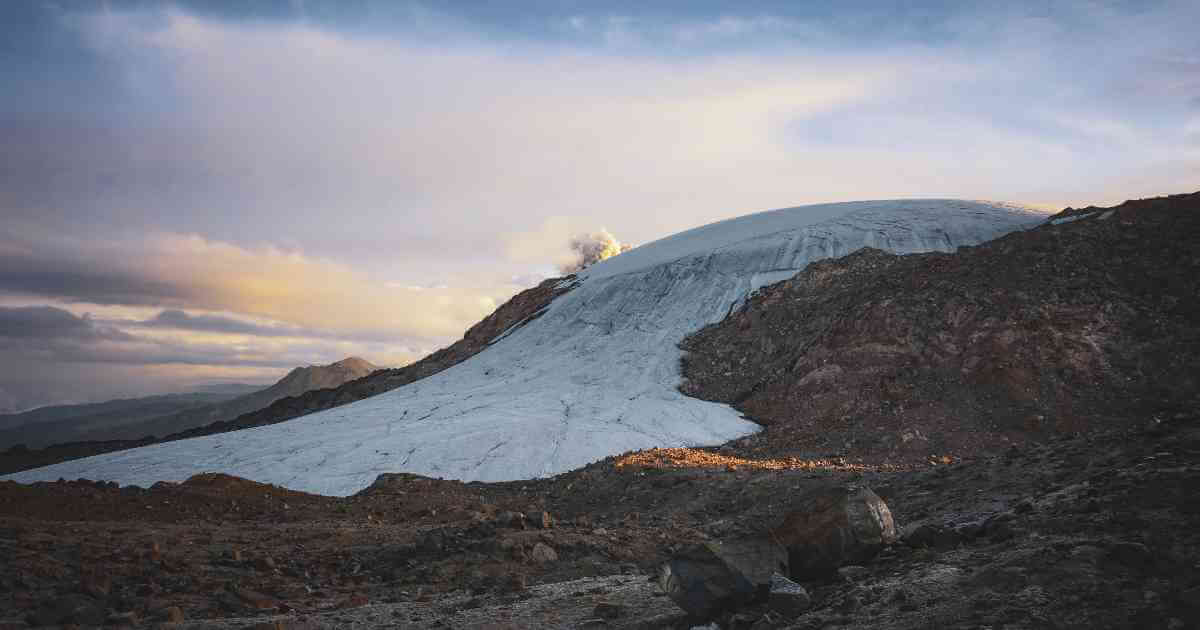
[0,358,377,451]
[0,391,251,447]
[192,383,266,396]
[174,357,381,433]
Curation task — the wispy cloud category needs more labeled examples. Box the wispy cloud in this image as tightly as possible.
[0,306,134,343]
[0,227,514,340]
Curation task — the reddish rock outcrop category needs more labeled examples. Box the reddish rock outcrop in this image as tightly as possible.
[771,485,897,580]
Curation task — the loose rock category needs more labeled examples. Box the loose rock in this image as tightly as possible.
[593,602,625,619]
[660,538,787,619]
[530,542,558,564]
[496,511,526,529]
[771,485,897,580]
[529,510,554,529]
[163,606,185,623]
[768,573,812,617]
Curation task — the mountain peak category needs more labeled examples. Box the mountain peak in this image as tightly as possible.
[275,357,377,390]
[330,357,376,372]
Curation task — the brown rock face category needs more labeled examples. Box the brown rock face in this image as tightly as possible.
[771,485,897,580]
[681,192,1200,463]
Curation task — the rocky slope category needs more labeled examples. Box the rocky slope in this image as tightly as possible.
[1,410,1195,629]
[680,192,1200,465]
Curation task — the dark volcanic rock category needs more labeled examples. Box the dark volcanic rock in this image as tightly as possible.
[680,192,1200,464]
[659,538,787,618]
[27,595,104,627]
[496,510,526,529]
[771,485,897,580]
[768,573,812,616]
[593,602,625,619]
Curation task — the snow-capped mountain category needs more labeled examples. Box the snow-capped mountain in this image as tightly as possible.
[4,200,1048,495]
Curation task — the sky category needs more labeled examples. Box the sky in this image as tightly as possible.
[0,0,1197,412]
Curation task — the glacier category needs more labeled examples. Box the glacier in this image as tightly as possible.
[4,200,1049,495]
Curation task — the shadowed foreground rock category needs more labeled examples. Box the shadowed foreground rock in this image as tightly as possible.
[772,485,897,580]
[768,573,812,616]
[659,538,788,618]
[660,485,895,619]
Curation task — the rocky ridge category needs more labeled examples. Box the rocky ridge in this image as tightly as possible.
[680,192,1200,465]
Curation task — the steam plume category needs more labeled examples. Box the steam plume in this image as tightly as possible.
[559,230,633,273]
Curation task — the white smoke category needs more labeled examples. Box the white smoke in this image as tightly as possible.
[558,230,634,274]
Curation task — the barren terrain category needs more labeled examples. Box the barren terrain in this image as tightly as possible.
[3,195,1198,628]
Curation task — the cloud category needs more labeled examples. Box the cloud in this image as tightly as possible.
[138,309,309,337]
[0,227,515,341]
[0,305,134,342]
[0,304,300,369]
[9,6,1180,244]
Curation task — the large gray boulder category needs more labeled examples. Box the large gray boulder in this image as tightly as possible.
[659,537,788,618]
[770,485,897,580]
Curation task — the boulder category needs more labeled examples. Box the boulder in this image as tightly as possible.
[496,511,526,529]
[659,537,788,619]
[106,611,139,627]
[80,574,111,599]
[903,522,958,549]
[768,573,812,616]
[771,485,897,580]
[530,542,558,564]
[593,602,625,619]
[235,588,278,610]
[163,606,185,623]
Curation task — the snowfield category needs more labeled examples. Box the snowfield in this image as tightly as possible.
[5,200,1049,495]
